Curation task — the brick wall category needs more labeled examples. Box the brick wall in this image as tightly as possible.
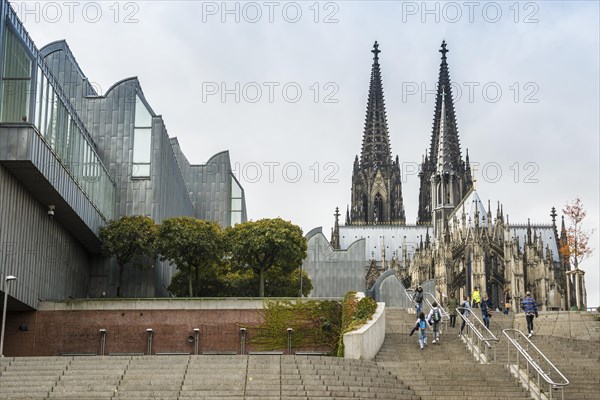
[3,309,264,356]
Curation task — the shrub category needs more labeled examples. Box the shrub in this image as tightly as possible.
[336,292,378,357]
[249,299,341,353]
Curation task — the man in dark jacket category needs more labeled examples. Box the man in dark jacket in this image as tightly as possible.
[521,291,539,338]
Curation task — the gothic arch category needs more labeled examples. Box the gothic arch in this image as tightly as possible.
[373,193,384,222]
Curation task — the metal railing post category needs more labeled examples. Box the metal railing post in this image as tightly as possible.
[99,329,107,356]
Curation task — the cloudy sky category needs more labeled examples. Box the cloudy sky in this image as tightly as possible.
[15,1,599,305]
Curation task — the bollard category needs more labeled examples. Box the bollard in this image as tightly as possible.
[99,329,107,356]
[146,328,153,355]
[240,328,246,355]
[193,328,200,355]
[287,328,293,355]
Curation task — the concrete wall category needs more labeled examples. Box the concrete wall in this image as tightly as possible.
[0,164,90,308]
[343,301,386,360]
[303,228,365,298]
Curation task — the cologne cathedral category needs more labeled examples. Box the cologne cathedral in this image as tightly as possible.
[329,41,580,311]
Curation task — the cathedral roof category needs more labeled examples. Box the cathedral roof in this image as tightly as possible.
[510,225,560,262]
[359,41,393,170]
[451,187,489,227]
[339,225,428,262]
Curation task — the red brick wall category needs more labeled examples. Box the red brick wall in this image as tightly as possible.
[3,309,266,356]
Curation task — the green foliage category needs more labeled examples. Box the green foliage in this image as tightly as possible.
[355,296,377,320]
[226,218,308,297]
[336,292,378,357]
[99,215,158,297]
[249,300,341,352]
[168,263,313,298]
[156,217,224,297]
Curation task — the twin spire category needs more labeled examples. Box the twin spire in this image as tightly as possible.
[351,40,472,226]
[359,41,392,170]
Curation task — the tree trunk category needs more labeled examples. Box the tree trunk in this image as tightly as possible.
[194,265,200,297]
[259,268,265,297]
[188,273,193,297]
[117,264,124,297]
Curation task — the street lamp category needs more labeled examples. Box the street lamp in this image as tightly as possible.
[1,275,17,357]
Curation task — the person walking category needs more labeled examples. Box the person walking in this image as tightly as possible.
[427,302,443,343]
[481,293,493,329]
[409,311,430,350]
[412,285,424,315]
[459,295,471,336]
[471,286,481,308]
[447,291,459,328]
[521,291,539,338]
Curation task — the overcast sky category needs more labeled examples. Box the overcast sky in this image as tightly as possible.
[15,1,599,306]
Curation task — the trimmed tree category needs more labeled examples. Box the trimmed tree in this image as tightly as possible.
[226,218,307,297]
[99,215,158,297]
[156,217,223,297]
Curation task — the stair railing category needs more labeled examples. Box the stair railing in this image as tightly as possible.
[405,289,449,318]
[456,307,499,363]
[502,329,569,400]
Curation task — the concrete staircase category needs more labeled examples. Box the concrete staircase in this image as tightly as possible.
[527,335,600,400]
[0,354,418,399]
[375,308,531,400]
[1,310,598,400]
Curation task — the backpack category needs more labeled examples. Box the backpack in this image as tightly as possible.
[433,309,441,323]
[419,319,426,330]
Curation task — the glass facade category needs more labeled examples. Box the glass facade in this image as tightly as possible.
[1,27,31,122]
[0,22,114,221]
[132,95,152,178]
[231,176,243,225]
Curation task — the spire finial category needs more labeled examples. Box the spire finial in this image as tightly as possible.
[440,40,449,60]
[372,41,381,60]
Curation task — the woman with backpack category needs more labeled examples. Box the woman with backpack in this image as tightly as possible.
[409,311,430,350]
[427,302,443,343]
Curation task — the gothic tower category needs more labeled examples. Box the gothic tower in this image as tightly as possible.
[349,41,405,225]
[417,40,472,226]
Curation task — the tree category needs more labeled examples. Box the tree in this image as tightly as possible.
[156,217,224,297]
[99,215,158,297]
[560,198,595,270]
[226,218,308,297]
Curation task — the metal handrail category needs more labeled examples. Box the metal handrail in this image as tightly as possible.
[503,329,569,399]
[406,288,449,320]
[456,307,499,363]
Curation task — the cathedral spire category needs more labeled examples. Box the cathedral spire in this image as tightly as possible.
[350,41,405,225]
[359,41,392,170]
[331,207,341,250]
[418,40,471,225]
